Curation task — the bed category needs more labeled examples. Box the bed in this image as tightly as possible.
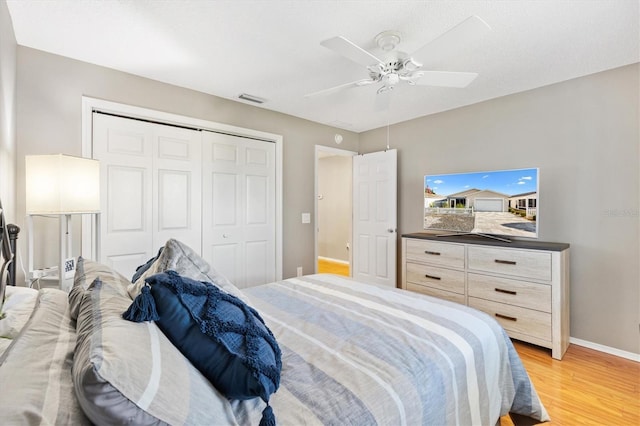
[0,235,550,425]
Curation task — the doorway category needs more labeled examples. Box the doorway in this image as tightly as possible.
[314,145,355,276]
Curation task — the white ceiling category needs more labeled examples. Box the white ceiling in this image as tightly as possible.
[6,1,639,133]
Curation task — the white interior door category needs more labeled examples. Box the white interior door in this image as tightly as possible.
[352,149,397,287]
[93,113,201,278]
[202,132,276,289]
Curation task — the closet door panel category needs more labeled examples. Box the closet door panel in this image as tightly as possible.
[153,125,202,251]
[202,132,276,288]
[157,170,190,228]
[107,166,146,232]
[210,242,241,285]
[93,114,153,277]
[93,113,202,279]
[94,112,276,285]
[243,141,276,287]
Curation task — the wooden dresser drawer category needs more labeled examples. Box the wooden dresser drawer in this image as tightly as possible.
[402,234,570,359]
[468,273,551,312]
[405,239,465,269]
[406,283,466,305]
[406,262,465,294]
[469,297,552,342]
[467,246,551,281]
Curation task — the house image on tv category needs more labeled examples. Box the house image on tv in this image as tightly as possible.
[509,191,538,219]
[428,188,538,219]
[432,188,512,212]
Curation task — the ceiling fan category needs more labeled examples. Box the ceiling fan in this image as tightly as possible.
[306,16,491,98]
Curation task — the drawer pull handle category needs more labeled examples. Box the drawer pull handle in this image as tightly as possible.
[424,274,441,281]
[424,250,441,256]
[495,259,517,265]
[495,313,518,322]
[495,288,517,295]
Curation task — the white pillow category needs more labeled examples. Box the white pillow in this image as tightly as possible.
[0,286,39,339]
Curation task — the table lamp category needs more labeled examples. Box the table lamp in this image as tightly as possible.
[25,154,100,290]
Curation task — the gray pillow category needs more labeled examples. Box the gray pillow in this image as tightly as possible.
[73,268,239,425]
[128,239,247,302]
[69,256,130,321]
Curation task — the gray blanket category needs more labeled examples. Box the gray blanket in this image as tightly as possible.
[0,275,549,425]
[241,274,549,425]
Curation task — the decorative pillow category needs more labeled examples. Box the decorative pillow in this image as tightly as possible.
[0,286,38,339]
[140,271,281,424]
[69,256,131,321]
[128,239,247,303]
[131,247,164,283]
[73,269,239,425]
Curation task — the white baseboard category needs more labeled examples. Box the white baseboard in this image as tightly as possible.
[318,256,349,265]
[570,337,640,362]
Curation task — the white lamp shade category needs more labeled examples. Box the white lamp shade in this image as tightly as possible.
[26,154,100,214]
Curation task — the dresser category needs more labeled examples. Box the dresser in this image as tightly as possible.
[401,233,570,360]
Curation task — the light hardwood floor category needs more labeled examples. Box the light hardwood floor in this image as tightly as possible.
[501,341,639,425]
[317,258,349,276]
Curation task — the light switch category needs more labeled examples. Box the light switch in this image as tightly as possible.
[301,212,311,224]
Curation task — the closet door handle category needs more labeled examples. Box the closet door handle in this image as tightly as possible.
[495,259,516,265]
[222,234,231,238]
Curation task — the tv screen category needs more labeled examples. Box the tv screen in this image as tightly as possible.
[424,167,539,239]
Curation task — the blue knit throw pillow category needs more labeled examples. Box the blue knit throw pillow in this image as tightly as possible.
[143,271,281,414]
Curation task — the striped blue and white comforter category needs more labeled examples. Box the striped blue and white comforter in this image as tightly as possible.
[241,274,550,425]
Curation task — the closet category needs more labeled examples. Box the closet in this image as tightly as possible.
[91,112,276,288]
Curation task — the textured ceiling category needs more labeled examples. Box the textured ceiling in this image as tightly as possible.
[6,0,639,132]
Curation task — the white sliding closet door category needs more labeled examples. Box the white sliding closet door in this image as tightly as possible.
[202,132,276,288]
[92,113,201,278]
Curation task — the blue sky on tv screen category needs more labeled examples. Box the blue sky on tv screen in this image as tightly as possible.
[425,168,538,197]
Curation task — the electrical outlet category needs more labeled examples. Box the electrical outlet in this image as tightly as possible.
[296,266,303,277]
[31,266,58,279]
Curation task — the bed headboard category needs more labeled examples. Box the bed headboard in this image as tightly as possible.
[0,198,18,294]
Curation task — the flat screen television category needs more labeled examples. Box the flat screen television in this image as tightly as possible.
[424,167,539,240]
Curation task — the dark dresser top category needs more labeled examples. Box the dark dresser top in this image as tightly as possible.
[402,232,570,252]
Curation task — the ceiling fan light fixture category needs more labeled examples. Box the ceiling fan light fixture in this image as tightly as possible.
[386,73,400,85]
[375,30,401,51]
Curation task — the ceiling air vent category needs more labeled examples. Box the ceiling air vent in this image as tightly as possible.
[238,93,266,104]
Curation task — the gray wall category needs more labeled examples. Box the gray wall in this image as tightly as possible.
[318,155,351,262]
[360,64,640,355]
[0,0,16,221]
[10,31,640,355]
[15,46,358,280]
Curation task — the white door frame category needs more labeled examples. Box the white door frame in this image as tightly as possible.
[314,145,356,274]
[80,96,283,281]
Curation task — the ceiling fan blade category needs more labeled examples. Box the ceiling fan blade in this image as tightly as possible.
[304,78,374,98]
[414,71,479,88]
[410,15,491,63]
[321,36,383,68]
